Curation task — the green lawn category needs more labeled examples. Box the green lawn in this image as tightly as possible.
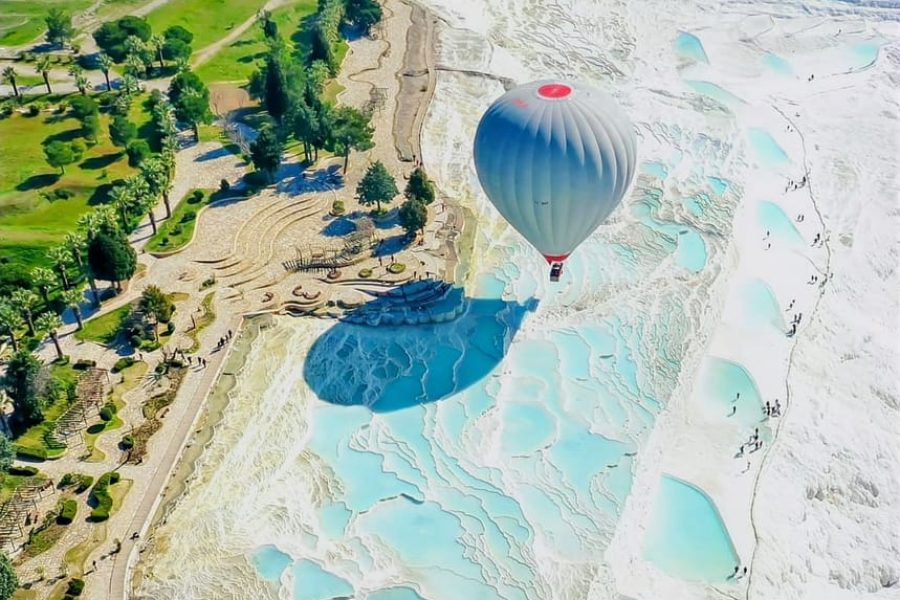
[0,0,94,46]
[0,93,153,273]
[145,188,217,253]
[194,0,317,84]
[75,303,131,344]
[145,0,269,54]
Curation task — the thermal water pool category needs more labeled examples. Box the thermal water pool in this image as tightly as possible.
[675,31,709,63]
[642,475,739,582]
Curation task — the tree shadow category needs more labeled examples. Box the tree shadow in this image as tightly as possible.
[195,146,233,162]
[88,179,125,205]
[276,164,343,195]
[80,153,121,170]
[372,235,411,257]
[16,173,58,191]
[322,217,356,237]
[304,283,538,412]
[42,128,82,145]
[237,51,267,64]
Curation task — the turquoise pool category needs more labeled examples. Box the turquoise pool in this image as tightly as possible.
[687,81,743,107]
[758,201,803,246]
[675,32,709,63]
[643,475,739,582]
[747,129,789,168]
[700,357,765,427]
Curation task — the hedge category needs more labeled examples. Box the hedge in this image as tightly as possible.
[14,445,48,460]
[112,357,135,373]
[89,471,121,521]
[73,359,97,370]
[60,473,94,493]
[57,499,77,525]
[121,435,134,450]
[8,465,39,476]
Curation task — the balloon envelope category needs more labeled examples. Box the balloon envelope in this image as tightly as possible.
[473,80,637,263]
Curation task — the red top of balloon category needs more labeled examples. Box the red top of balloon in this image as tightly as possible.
[537,84,572,99]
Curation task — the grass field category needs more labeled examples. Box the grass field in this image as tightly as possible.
[194,0,317,84]
[0,94,153,272]
[0,0,94,47]
[145,0,269,54]
[74,303,131,344]
[145,188,217,253]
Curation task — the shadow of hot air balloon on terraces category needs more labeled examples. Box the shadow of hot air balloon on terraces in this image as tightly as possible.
[303,279,538,412]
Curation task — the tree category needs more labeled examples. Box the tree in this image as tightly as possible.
[109,184,136,229]
[43,140,83,174]
[36,56,53,94]
[88,226,137,288]
[36,312,64,361]
[398,199,427,238]
[47,245,73,290]
[68,64,88,95]
[61,288,85,331]
[1,66,18,98]
[168,70,211,140]
[357,161,398,213]
[328,105,374,171]
[139,285,173,341]
[124,35,152,78]
[0,302,24,352]
[2,350,43,427]
[162,26,192,63]
[109,115,137,148]
[45,8,75,47]
[141,155,173,218]
[344,0,383,34]
[127,175,157,235]
[64,232,85,268]
[10,289,38,336]
[0,552,15,600]
[0,436,13,473]
[405,166,435,205]
[31,267,56,304]
[150,34,165,70]
[82,112,101,144]
[259,10,278,39]
[126,139,151,167]
[68,94,98,120]
[250,126,283,182]
[98,53,114,91]
[93,16,151,63]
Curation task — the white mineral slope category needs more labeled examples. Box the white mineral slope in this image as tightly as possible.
[747,30,900,600]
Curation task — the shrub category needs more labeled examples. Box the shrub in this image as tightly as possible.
[112,357,135,373]
[73,359,96,370]
[89,472,121,521]
[358,268,372,278]
[166,321,176,334]
[59,473,94,493]
[121,435,134,450]
[331,200,346,216]
[242,170,268,189]
[53,188,73,200]
[57,500,77,525]
[66,578,85,596]
[188,190,204,204]
[387,262,406,274]
[14,445,48,460]
[220,178,230,192]
[27,105,40,116]
[8,465,39,476]
[179,211,196,223]
[99,406,114,421]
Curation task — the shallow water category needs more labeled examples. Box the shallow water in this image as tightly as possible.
[642,475,739,582]
[675,31,709,63]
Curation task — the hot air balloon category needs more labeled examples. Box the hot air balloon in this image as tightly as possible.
[473,80,637,281]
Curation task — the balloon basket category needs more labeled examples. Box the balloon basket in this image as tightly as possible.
[549,263,564,282]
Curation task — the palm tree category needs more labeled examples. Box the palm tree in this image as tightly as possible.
[122,74,140,95]
[0,301,24,352]
[98,53,113,91]
[109,184,134,229]
[61,288,85,330]
[31,267,57,304]
[128,175,156,234]
[142,156,173,219]
[150,34,165,71]
[35,312,64,361]
[11,289,39,336]
[64,232,85,268]
[68,65,88,95]
[35,56,53,94]
[2,66,18,98]
[47,245,72,290]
